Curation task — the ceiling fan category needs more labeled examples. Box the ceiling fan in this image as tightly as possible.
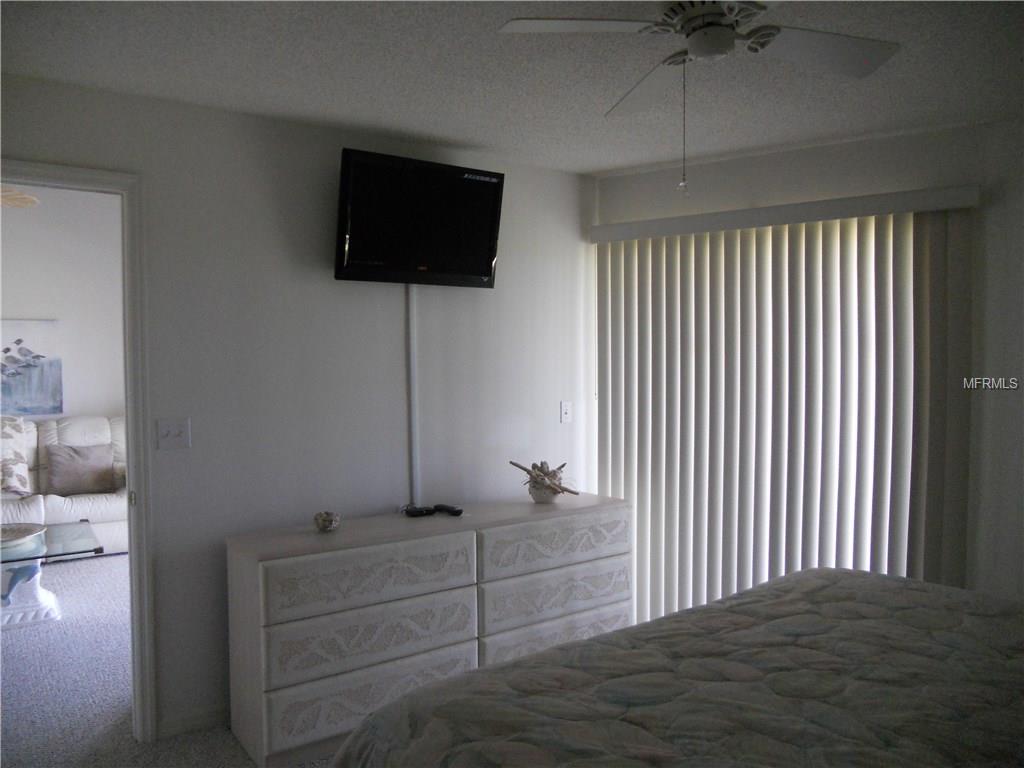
[500,2,900,116]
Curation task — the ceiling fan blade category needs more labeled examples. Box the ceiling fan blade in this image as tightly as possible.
[605,58,684,117]
[760,26,899,78]
[500,18,653,34]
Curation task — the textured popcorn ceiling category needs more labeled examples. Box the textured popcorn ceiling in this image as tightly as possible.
[2,2,1021,174]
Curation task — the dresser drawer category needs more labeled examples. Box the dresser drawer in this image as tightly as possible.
[265,639,477,753]
[480,600,631,666]
[264,586,477,690]
[478,553,632,635]
[477,505,631,581]
[261,531,475,624]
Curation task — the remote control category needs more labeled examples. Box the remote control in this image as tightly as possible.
[433,504,464,517]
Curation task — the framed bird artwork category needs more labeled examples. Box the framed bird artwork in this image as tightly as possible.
[1,319,62,415]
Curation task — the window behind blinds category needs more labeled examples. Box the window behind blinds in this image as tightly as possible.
[596,212,968,623]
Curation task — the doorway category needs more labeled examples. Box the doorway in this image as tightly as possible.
[0,161,154,761]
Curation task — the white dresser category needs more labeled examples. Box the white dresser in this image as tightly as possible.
[227,494,632,768]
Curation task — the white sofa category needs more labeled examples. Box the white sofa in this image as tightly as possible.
[1,416,128,555]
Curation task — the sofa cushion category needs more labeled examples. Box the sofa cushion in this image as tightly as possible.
[14,419,40,492]
[1,416,32,496]
[24,419,40,492]
[90,520,128,555]
[43,488,128,525]
[1,493,45,525]
[47,443,116,495]
[37,417,126,492]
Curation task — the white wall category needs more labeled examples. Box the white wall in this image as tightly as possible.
[596,122,1024,601]
[1,184,125,418]
[415,172,595,502]
[1,75,594,736]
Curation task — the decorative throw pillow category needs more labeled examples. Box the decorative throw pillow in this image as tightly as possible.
[47,443,116,495]
[1,415,32,496]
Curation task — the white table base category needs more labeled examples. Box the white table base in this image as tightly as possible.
[1,560,62,627]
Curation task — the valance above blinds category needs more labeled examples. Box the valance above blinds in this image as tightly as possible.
[596,211,971,624]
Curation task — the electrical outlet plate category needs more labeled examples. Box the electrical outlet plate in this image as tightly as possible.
[157,417,191,450]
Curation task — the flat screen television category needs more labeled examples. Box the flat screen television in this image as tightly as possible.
[335,149,504,288]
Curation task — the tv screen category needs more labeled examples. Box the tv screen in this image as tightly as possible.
[335,149,504,288]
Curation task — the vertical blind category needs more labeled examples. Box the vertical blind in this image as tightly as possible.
[597,212,969,623]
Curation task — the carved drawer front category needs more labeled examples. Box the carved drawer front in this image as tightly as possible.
[264,586,477,690]
[478,505,631,582]
[261,531,476,625]
[478,553,632,635]
[265,639,477,753]
[480,600,631,666]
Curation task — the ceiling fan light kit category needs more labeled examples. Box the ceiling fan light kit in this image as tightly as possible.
[685,25,735,61]
[0,186,40,208]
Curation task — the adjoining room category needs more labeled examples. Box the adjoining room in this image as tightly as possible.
[1,183,133,764]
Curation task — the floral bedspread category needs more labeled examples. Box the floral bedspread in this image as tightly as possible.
[333,567,1023,767]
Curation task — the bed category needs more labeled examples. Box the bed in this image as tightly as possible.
[333,567,1023,767]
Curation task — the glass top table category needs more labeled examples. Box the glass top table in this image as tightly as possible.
[0,521,104,564]
[1,521,104,626]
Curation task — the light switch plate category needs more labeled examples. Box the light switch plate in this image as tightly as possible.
[157,417,191,450]
[560,400,573,424]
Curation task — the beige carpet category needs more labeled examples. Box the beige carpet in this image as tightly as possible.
[1,555,254,768]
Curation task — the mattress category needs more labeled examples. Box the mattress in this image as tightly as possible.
[333,567,1023,767]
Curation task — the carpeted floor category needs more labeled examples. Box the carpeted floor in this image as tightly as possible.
[1,555,254,768]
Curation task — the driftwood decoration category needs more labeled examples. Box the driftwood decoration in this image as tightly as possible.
[509,460,580,496]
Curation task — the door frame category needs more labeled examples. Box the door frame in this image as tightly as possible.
[1,158,156,742]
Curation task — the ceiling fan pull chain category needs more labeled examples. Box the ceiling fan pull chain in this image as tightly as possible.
[678,62,689,193]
